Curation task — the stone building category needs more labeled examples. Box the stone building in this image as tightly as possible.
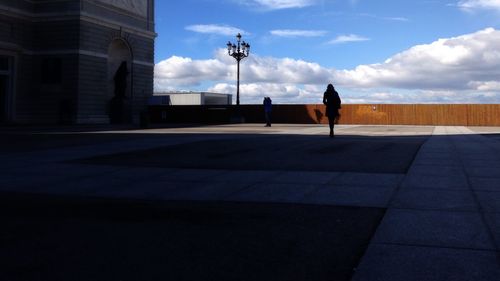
[151,92,233,106]
[0,0,155,124]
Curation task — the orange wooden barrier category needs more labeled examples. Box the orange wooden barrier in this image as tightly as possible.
[149,104,500,126]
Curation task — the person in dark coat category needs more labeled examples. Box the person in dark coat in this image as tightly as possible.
[263,96,272,127]
[323,84,341,137]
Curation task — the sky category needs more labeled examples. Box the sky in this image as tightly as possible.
[154,0,500,104]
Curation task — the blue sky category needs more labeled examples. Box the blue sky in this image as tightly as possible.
[154,0,500,104]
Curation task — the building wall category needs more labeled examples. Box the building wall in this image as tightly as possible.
[77,54,108,123]
[153,92,233,105]
[0,4,81,123]
[83,0,154,32]
[78,0,155,124]
[0,0,155,124]
[132,62,154,118]
[169,94,203,105]
[76,18,154,123]
[15,54,79,123]
[203,93,233,105]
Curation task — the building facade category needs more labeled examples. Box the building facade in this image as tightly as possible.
[0,0,155,124]
[151,92,233,106]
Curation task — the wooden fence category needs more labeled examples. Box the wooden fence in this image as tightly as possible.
[149,104,500,126]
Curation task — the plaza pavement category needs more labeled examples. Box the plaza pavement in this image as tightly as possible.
[0,124,499,280]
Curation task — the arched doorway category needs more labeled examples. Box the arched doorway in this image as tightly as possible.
[107,38,132,123]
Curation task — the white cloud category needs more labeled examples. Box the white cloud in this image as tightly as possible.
[334,28,500,90]
[154,55,231,87]
[185,24,246,36]
[327,34,370,44]
[155,28,500,104]
[457,0,500,11]
[468,81,500,91]
[383,17,410,22]
[343,90,500,104]
[155,49,333,90]
[270,29,327,37]
[234,0,317,10]
[210,83,296,101]
[208,83,324,103]
[358,13,410,22]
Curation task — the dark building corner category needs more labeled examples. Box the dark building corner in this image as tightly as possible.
[0,0,156,125]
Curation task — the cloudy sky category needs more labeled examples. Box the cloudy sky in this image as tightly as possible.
[154,0,500,104]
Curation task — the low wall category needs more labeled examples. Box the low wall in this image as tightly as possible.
[149,104,500,126]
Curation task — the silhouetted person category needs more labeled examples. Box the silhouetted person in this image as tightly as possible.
[110,61,129,123]
[323,84,341,138]
[263,96,272,127]
[114,61,128,98]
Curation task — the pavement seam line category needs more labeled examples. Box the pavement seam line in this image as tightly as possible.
[449,127,500,257]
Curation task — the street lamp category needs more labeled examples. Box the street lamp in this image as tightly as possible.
[227,33,250,106]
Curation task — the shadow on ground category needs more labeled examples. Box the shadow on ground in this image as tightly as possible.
[0,128,430,281]
[73,134,427,173]
[0,193,384,281]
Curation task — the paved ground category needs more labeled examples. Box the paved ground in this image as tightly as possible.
[0,124,499,281]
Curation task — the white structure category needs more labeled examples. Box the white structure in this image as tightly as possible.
[150,92,233,105]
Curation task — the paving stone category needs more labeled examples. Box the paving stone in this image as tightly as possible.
[301,185,395,208]
[104,166,174,180]
[402,174,469,190]
[0,164,120,192]
[408,165,464,177]
[269,171,341,184]
[155,168,227,182]
[352,244,500,281]
[391,189,477,211]
[414,152,456,161]
[483,212,500,248]
[412,158,461,167]
[462,160,500,168]
[227,183,320,203]
[464,167,500,178]
[328,172,404,187]
[37,167,169,195]
[475,191,500,212]
[93,181,251,201]
[46,174,135,196]
[209,170,284,184]
[469,177,500,191]
[373,209,495,250]
[157,182,252,201]
[459,153,499,161]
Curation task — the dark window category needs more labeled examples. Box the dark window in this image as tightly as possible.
[41,58,62,84]
[0,57,8,71]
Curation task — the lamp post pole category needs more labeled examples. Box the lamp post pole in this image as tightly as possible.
[237,56,240,106]
[227,33,250,106]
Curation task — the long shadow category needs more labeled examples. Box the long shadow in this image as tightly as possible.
[70,132,428,174]
[0,192,384,281]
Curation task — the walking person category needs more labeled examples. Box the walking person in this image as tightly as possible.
[263,96,272,127]
[323,84,341,138]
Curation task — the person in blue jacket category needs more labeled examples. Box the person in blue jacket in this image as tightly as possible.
[263,96,272,127]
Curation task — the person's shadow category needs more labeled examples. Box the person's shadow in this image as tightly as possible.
[314,109,324,124]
